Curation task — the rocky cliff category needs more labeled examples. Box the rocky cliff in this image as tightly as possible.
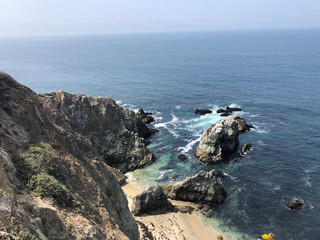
[0,73,156,239]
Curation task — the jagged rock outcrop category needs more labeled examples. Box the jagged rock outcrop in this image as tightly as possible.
[234,116,254,132]
[131,186,174,216]
[0,73,146,239]
[195,117,239,163]
[137,109,154,124]
[217,106,242,117]
[39,91,156,173]
[163,170,226,205]
[241,144,253,155]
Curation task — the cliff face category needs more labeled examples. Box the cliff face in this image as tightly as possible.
[0,73,155,239]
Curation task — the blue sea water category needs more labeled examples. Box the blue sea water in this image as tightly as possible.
[1,30,320,240]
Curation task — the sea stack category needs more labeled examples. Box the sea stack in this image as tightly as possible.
[195,117,240,163]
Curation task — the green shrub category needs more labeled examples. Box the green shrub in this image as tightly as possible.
[11,143,70,207]
[11,153,37,185]
[21,233,34,240]
[28,173,72,207]
[1,103,11,113]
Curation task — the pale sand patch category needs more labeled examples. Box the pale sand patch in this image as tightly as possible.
[122,179,227,240]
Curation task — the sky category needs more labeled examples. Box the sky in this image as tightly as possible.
[1,0,320,37]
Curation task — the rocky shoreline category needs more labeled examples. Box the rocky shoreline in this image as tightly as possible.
[0,72,255,240]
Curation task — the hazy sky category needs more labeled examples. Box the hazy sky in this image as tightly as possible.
[1,0,320,37]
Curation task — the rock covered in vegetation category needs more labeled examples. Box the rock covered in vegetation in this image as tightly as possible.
[287,199,304,210]
[163,170,227,205]
[195,117,240,163]
[131,186,174,216]
[0,73,142,240]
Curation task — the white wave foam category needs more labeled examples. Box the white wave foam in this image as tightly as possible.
[175,105,181,109]
[273,185,281,191]
[116,100,122,105]
[122,103,136,109]
[251,122,271,134]
[154,116,163,121]
[228,103,241,108]
[223,172,238,181]
[303,169,314,187]
[154,114,180,138]
[178,136,201,153]
[158,169,173,180]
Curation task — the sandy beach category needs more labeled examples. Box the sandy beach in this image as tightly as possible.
[122,179,227,240]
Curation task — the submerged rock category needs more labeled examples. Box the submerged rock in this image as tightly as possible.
[131,186,174,216]
[241,144,253,155]
[287,199,304,210]
[195,109,212,115]
[163,170,227,205]
[178,154,187,161]
[195,117,239,163]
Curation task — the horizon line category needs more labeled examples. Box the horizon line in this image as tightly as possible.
[1,27,320,40]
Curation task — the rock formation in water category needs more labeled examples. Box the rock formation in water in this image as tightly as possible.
[286,199,304,210]
[234,116,254,132]
[163,170,227,205]
[241,144,253,155]
[137,108,155,124]
[195,117,240,163]
[195,109,212,115]
[178,154,187,161]
[217,106,242,117]
[131,186,174,216]
[0,72,159,239]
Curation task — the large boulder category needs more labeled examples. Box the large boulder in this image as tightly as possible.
[131,186,174,216]
[163,170,227,205]
[195,117,239,163]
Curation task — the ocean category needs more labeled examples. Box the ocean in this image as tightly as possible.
[1,30,319,240]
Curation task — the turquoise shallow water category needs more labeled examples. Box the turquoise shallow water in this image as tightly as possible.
[1,30,320,239]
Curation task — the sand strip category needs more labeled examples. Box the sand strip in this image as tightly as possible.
[122,179,227,240]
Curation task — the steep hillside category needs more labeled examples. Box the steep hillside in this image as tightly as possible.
[0,73,156,239]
